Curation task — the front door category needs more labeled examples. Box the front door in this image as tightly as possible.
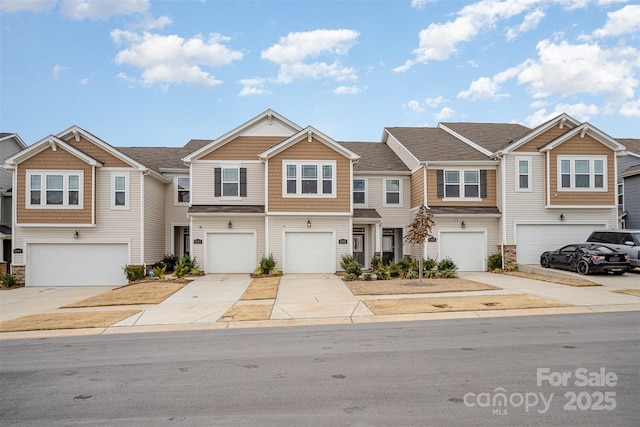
[353,234,365,266]
[183,227,190,256]
[382,229,395,263]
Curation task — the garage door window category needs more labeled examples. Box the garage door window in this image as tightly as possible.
[27,171,83,208]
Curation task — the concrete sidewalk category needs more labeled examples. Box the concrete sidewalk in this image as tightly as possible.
[1,270,639,339]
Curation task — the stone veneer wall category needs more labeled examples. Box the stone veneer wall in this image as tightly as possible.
[498,244,517,266]
[11,265,25,286]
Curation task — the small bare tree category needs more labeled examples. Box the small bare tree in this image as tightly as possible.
[404,205,435,284]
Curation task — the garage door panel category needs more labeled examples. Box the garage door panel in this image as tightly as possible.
[440,231,486,271]
[285,232,334,273]
[28,243,129,286]
[206,232,256,273]
[516,224,603,264]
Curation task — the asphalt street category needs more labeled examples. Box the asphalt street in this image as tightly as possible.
[1,312,638,426]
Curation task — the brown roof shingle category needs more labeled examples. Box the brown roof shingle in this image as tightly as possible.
[339,141,409,172]
[440,122,531,152]
[385,127,491,161]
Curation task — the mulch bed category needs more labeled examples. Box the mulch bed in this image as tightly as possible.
[345,277,499,296]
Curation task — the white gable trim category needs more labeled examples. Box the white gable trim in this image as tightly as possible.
[502,113,581,154]
[3,135,102,167]
[183,109,302,163]
[0,133,27,149]
[438,123,493,157]
[259,126,360,161]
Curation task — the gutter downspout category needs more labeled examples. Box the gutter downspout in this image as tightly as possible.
[496,152,506,269]
[141,169,150,269]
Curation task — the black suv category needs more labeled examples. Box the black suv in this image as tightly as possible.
[586,230,640,269]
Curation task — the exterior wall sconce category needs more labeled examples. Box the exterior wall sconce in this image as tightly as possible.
[307,220,311,228]
[461,221,466,229]
[74,230,79,239]
[228,221,233,229]
[560,214,565,221]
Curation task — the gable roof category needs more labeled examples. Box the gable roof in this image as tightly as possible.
[502,113,581,153]
[439,122,530,153]
[259,126,360,161]
[539,122,627,153]
[0,133,27,149]
[384,127,492,162]
[618,138,640,157]
[620,163,640,178]
[339,141,409,172]
[3,135,104,168]
[119,139,211,173]
[183,109,302,163]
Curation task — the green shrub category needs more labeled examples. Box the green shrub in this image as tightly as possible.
[375,264,390,280]
[423,258,437,271]
[270,269,283,276]
[404,269,418,279]
[439,268,457,278]
[341,254,362,277]
[1,273,17,288]
[370,255,382,270]
[424,269,439,279]
[437,257,458,272]
[396,258,412,275]
[260,255,277,274]
[343,272,359,281]
[174,254,199,279]
[252,267,264,276]
[155,254,178,272]
[487,253,503,271]
[388,262,400,278]
[362,273,373,281]
[505,263,519,272]
[152,264,167,280]
[123,265,146,282]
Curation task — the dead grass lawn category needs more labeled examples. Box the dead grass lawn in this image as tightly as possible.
[613,289,640,297]
[240,277,280,300]
[219,305,273,322]
[0,310,141,332]
[345,277,499,296]
[62,282,187,308]
[503,271,600,287]
[364,294,569,315]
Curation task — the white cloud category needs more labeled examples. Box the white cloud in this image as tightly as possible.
[394,0,544,72]
[435,107,456,120]
[238,78,270,96]
[78,77,88,85]
[425,96,446,108]
[405,100,425,113]
[411,0,435,9]
[51,64,69,78]
[506,9,545,41]
[593,4,640,38]
[333,85,361,95]
[525,102,599,127]
[59,0,148,20]
[619,98,640,117]
[261,29,359,84]
[458,66,520,100]
[0,0,55,13]
[111,30,243,89]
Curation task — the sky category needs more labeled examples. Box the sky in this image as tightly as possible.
[1,0,639,148]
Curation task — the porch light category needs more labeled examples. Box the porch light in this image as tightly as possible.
[228,221,233,229]
[461,221,466,229]
[74,230,79,239]
[307,220,311,228]
[560,214,565,221]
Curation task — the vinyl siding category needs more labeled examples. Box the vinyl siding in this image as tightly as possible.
[163,173,190,254]
[426,168,497,207]
[514,125,573,152]
[410,168,424,208]
[143,175,166,264]
[201,136,284,161]
[1,138,23,190]
[268,137,351,213]
[366,176,411,227]
[623,175,640,229]
[64,135,130,168]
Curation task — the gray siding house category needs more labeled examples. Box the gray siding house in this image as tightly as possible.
[618,139,640,229]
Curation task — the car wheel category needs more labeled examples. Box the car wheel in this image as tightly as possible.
[576,260,590,275]
[540,255,550,268]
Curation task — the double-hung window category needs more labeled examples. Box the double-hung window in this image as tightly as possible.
[283,161,336,197]
[353,179,366,204]
[176,177,190,203]
[214,166,246,198]
[516,157,531,191]
[27,171,83,208]
[438,169,485,200]
[558,156,606,191]
[111,172,129,208]
[384,179,402,206]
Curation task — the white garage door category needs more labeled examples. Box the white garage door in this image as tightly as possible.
[284,232,335,273]
[206,232,256,273]
[27,243,129,286]
[440,231,486,271]
[516,224,604,264]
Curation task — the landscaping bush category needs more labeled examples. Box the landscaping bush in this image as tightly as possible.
[439,268,457,278]
[396,258,413,276]
[260,255,277,274]
[341,254,362,277]
[370,255,382,270]
[437,257,458,272]
[423,258,437,271]
[424,269,439,279]
[174,254,199,279]
[152,264,167,280]
[155,254,178,272]
[343,272,359,282]
[388,262,400,278]
[270,269,283,276]
[505,263,519,272]
[1,273,17,288]
[362,272,373,281]
[375,263,390,280]
[487,253,502,271]
[123,265,146,282]
[404,269,418,279]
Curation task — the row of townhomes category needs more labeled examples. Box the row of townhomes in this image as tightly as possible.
[2,110,639,286]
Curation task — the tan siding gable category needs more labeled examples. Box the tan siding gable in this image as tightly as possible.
[66,136,130,167]
[426,168,497,207]
[515,125,573,152]
[268,137,350,212]
[549,134,615,206]
[410,169,424,208]
[16,147,93,224]
[201,136,285,160]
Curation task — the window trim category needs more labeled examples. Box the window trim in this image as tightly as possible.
[383,178,403,207]
[557,155,607,191]
[111,172,130,209]
[443,169,481,201]
[515,157,532,192]
[353,178,367,206]
[175,176,190,205]
[221,166,240,199]
[26,170,84,209]
[282,161,337,198]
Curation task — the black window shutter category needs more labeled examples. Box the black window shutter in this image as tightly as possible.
[214,168,221,197]
[436,170,444,198]
[240,168,247,197]
[480,170,487,198]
